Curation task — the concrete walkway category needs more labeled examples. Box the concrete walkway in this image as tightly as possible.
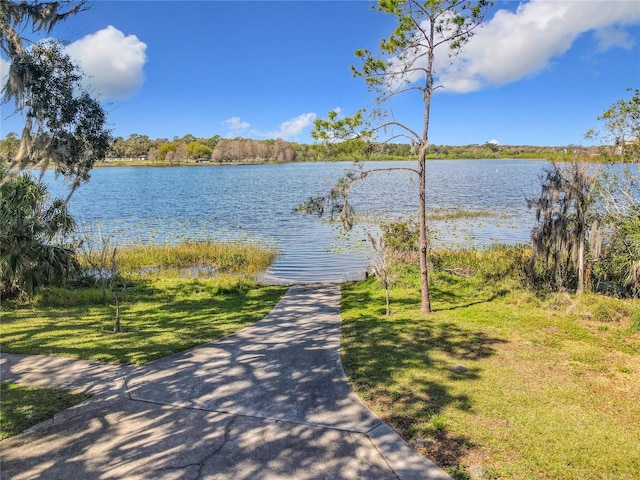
[1,284,451,480]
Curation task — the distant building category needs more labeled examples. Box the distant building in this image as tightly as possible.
[615,137,638,156]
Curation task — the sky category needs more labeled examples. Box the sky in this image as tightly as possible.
[1,0,640,146]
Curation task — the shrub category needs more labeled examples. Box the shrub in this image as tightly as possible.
[0,172,79,298]
[380,218,418,253]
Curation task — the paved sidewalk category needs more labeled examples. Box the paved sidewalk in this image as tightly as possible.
[1,284,451,480]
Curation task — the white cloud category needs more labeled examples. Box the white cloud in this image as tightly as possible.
[594,26,636,51]
[65,25,147,100]
[223,117,251,135]
[396,0,640,93]
[266,112,317,140]
[223,113,316,140]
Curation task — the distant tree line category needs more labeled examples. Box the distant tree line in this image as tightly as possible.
[1,131,612,166]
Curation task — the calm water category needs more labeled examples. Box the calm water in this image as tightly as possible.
[46,159,548,284]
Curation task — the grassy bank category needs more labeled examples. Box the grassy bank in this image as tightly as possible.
[341,246,640,480]
[1,241,286,365]
[1,279,287,365]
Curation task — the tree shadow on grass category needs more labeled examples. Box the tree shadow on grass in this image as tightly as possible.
[341,283,508,472]
[1,278,287,365]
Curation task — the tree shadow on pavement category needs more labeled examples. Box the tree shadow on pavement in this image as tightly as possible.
[1,284,404,480]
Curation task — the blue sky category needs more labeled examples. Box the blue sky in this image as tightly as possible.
[1,0,639,146]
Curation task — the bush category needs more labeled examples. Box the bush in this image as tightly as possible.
[593,206,640,297]
[380,218,418,253]
[431,244,530,285]
[0,172,79,298]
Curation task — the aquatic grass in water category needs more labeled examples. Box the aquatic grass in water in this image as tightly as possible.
[81,241,278,277]
[425,208,495,221]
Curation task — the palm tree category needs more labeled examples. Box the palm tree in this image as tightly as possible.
[0,171,79,297]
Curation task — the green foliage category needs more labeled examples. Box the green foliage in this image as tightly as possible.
[311,109,371,160]
[581,92,640,296]
[585,88,640,162]
[2,39,110,189]
[0,171,79,298]
[380,218,419,253]
[0,132,20,161]
[593,205,640,296]
[2,1,109,187]
[187,141,212,160]
[158,142,177,158]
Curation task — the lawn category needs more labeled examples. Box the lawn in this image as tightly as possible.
[340,247,640,480]
[3,241,639,479]
[1,278,287,365]
[1,240,287,365]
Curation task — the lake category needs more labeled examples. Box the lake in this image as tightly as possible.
[46,159,548,284]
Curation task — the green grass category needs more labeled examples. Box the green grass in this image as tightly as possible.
[1,278,287,365]
[341,247,640,480]
[0,383,91,440]
[2,241,286,365]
